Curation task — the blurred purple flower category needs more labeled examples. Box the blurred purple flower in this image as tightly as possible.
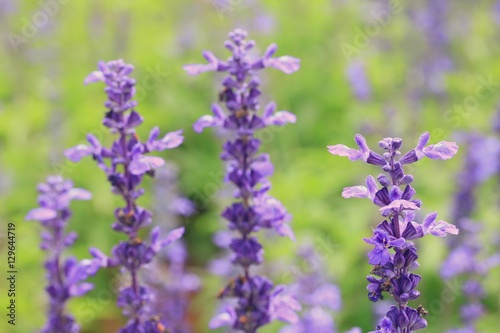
[346,61,372,101]
[280,245,359,333]
[26,176,98,333]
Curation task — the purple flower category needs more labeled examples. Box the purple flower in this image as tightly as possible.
[441,126,500,332]
[184,30,300,77]
[373,306,427,333]
[144,167,200,333]
[186,29,300,331]
[26,176,98,333]
[329,133,458,332]
[280,245,360,333]
[346,61,372,101]
[65,59,184,331]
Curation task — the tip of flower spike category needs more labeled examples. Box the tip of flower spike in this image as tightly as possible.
[228,29,248,44]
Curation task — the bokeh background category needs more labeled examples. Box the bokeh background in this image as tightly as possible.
[1,0,500,332]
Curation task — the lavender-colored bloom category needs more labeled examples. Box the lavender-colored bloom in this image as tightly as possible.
[329,133,459,332]
[65,59,184,332]
[144,166,200,333]
[494,1,500,26]
[411,0,453,97]
[441,129,500,332]
[185,29,300,332]
[449,132,500,227]
[26,176,98,333]
[346,61,372,101]
[441,223,495,333]
[279,246,360,333]
[146,241,200,333]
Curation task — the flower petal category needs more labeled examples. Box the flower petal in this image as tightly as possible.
[263,102,276,118]
[150,130,184,150]
[379,199,420,212]
[68,188,92,200]
[193,115,218,133]
[265,111,296,126]
[65,144,92,162]
[83,70,104,85]
[423,141,459,160]
[26,208,57,221]
[69,282,94,297]
[209,307,236,329]
[162,227,185,247]
[342,185,369,199]
[129,156,165,175]
[267,56,301,74]
[365,176,378,199]
[183,63,217,76]
[428,220,459,237]
[276,223,295,241]
[327,144,362,161]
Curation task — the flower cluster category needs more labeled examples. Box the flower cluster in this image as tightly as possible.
[65,59,184,333]
[280,245,360,333]
[449,132,500,227]
[184,29,301,332]
[328,132,459,332]
[346,61,371,101]
[26,176,99,333]
[441,219,500,333]
[145,166,200,333]
[146,241,201,333]
[441,132,500,333]
[413,0,453,97]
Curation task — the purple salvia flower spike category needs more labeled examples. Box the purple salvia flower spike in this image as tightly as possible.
[144,165,199,332]
[440,127,500,332]
[280,244,361,333]
[329,133,459,332]
[26,176,98,333]
[64,59,184,332]
[186,29,300,331]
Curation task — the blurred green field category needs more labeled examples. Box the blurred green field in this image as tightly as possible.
[0,0,499,332]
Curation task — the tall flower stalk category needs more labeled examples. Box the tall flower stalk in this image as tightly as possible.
[65,59,185,332]
[441,132,500,332]
[280,245,361,333]
[146,165,200,333]
[26,175,99,333]
[184,29,301,332]
[328,132,459,332]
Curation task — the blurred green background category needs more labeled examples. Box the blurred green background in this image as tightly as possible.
[1,0,499,332]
